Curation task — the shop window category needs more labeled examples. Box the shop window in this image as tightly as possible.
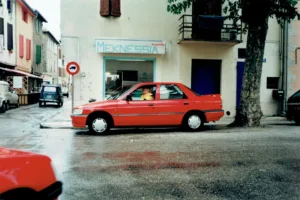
[160,84,187,100]
[130,85,156,101]
[7,23,13,50]
[100,0,121,17]
[267,77,279,89]
[238,48,246,59]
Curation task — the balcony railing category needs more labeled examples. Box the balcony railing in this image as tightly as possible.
[179,15,243,43]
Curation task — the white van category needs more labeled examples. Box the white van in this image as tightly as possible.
[0,81,19,113]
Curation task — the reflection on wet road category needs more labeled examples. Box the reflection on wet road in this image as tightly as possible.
[1,102,300,199]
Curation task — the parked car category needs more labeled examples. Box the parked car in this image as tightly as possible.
[286,89,300,125]
[0,81,19,113]
[71,82,224,134]
[0,147,63,200]
[62,87,69,98]
[39,85,64,107]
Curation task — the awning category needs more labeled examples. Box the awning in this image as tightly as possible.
[0,67,42,79]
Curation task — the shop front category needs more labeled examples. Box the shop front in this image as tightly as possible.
[95,39,166,99]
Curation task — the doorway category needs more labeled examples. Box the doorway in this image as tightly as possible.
[236,62,245,109]
[191,59,221,95]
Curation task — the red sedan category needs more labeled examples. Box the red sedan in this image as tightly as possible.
[0,148,62,200]
[71,82,224,134]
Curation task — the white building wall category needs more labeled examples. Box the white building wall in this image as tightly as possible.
[0,0,16,66]
[61,0,281,116]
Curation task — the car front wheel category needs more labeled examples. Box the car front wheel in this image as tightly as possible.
[182,112,204,131]
[0,103,6,113]
[88,114,111,135]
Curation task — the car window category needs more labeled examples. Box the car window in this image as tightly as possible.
[160,84,187,100]
[43,87,57,92]
[131,85,156,101]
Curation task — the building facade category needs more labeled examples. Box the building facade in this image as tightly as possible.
[0,0,16,80]
[61,0,283,116]
[42,30,59,85]
[32,10,47,76]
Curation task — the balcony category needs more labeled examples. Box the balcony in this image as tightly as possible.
[178,15,243,45]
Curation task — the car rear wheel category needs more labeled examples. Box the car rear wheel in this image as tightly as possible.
[16,101,19,108]
[183,112,204,131]
[88,114,111,135]
[295,112,300,125]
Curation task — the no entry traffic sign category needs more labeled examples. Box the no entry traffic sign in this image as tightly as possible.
[66,62,80,76]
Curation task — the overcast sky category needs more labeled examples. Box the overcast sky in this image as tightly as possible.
[26,0,61,40]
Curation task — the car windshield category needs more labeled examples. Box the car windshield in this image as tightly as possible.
[43,87,57,92]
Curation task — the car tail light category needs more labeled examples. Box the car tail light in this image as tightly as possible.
[56,95,59,99]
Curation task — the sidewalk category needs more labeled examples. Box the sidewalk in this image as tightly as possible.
[40,105,293,129]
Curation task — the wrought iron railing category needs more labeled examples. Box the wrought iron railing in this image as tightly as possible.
[179,15,243,42]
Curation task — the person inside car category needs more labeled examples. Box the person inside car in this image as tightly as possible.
[141,87,154,100]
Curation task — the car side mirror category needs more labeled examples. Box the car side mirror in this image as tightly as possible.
[126,94,132,101]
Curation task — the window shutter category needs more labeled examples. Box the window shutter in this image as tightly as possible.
[36,45,41,64]
[100,0,110,16]
[19,35,24,58]
[7,24,13,50]
[59,48,61,58]
[26,39,31,60]
[111,0,121,17]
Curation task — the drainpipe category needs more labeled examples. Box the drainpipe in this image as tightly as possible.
[281,21,288,115]
[14,0,17,70]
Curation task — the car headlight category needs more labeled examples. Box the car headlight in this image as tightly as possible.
[73,109,83,115]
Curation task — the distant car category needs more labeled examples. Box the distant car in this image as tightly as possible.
[0,147,63,200]
[0,81,19,113]
[71,82,224,134]
[62,87,69,98]
[39,85,64,107]
[286,90,300,125]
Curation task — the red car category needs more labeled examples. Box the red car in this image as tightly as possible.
[71,82,224,134]
[0,148,62,200]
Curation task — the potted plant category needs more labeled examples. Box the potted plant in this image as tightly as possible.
[8,49,13,54]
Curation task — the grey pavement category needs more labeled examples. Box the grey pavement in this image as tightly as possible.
[1,99,300,200]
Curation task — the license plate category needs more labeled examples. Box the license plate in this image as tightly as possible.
[46,95,52,99]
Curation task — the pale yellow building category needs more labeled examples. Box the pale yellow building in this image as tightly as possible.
[16,0,34,73]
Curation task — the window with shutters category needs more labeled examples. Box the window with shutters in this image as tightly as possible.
[7,23,13,50]
[0,18,4,49]
[22,9,28,23]
[26,39,31,60]
[36,45,41,64]
[19,35,24,58]
[100,0,121,17]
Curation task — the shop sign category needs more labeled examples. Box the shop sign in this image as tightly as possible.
[95,39,166,54]
[13,76,22,88]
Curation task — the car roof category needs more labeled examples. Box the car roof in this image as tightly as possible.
[0,81,9,86]
[134,82,182,87]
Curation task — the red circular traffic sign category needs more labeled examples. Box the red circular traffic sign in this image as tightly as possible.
[66,62,80,76]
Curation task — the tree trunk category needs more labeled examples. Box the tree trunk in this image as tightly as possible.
[231,16,269,127]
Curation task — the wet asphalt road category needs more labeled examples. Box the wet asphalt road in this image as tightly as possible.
[0,99,300,200]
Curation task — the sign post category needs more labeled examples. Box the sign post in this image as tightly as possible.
[66,62,80,112]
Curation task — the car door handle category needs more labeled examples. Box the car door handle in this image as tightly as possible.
[184,102,189,105]
[148,104,154,106]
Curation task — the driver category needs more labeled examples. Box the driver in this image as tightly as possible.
[141,87,154,100]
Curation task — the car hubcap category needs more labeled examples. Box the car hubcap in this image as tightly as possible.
[188,115,201,129]
[92,118,107,133]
